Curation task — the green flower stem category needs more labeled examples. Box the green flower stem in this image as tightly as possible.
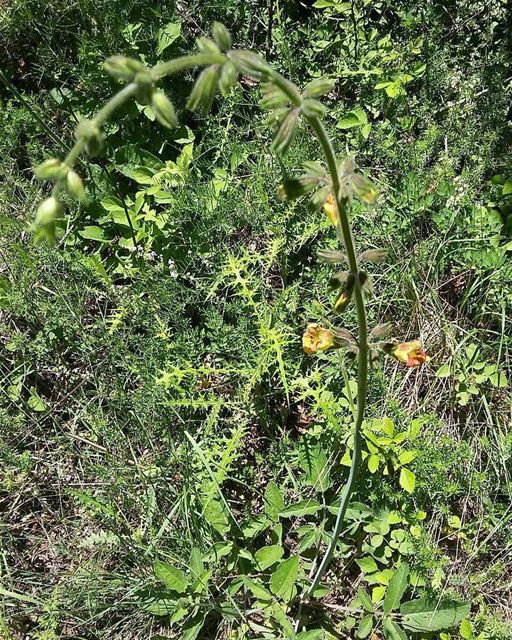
[272,69,369,597]
[153,53,225,79]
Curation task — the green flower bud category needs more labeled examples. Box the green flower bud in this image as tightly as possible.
[196,37,220,55]
[263,106,290,128]
[317,248,348,264]
[334,273,356,313]
[339,156,356,175]
[228,50,272,80]
[218,60,239,96]
[103,56,144,82]
[35,197,64,228]
[187,66,220,113]
[151,90,178,129]
[301,99,327,118]
[303,77,335,98]
[328,271,352,292]
[212,22,232,51]
[75,120,104,157]
[259,82,289,110]
[134,70,155,105]
[277,175,319,201]
[271,108,299,156]
[66,170,86,200]
[309,185,330,211]
[358,248,388,263]
[349,174,377,204]
[34,158,68,181]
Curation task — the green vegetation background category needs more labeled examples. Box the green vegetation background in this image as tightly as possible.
[0,0,511,638]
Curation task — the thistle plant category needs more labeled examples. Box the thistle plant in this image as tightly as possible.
[32,23,428,610]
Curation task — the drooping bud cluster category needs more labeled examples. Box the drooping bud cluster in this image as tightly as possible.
[105,55,179,130]
[32,156,87,241]
[32,197,64,243]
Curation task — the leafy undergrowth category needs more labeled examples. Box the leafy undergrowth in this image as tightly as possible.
[1,1,511,639]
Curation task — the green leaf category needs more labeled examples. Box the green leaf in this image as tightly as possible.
[502,180,512,195]
[367,454,379,473]
[489,371,507,388]
[264,481,285,519]
[398,451,416,466]
[154,560,189,593]
[255,544,284,570]
[271,602,296,638]
[383,618,407,640]
[399,468,416,494]
[182,613,205,640]
[79,225,110,243]
[383,564,409,614]
[356,614,374,638]
[356,557,378,574]
[157,22,181,55]
[460,618,473,639]
[296,631,325,640]
[401,597,470,632]
[337,107,368,129]
[28,388,47,412]
[436,363,451,378]
[299,442,331,491]
[189,548,204,579]
[270,555,299,601]
[242,576,273,601]
[280,499,321,517]
[356,587,374,613]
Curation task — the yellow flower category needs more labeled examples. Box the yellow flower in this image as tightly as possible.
[302,323,338,355]
[323,192,339,226]
[391,341,428,367]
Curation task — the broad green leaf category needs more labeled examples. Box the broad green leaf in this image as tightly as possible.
[202,496,230,535]
[157,22,181,54]
[189,548,204,578]
[356,556,378,574]
[28,388,46,412]
[399,468,416,494]
[299,442,331,491]
[398,451,416,465]
[270,555,298,600]
[460,618,473,639]
[367,454,379,473]
[142,595,178,616]
[154,560,189,593]
[264,481,285,519]
[383,618,407,640]
[372,585,386,602]
[255,544,284,570]
[489,371,507,388]
[383,564,409,614]
[79,226,110,242]
[242,576,273,601]
[337,107,368,129]
[356,587,374,613]
[202,541,233,563]
[280,499,321,517]
[356,614,374,638]
[502,180,512,195]
[182,613,205,640]
[271,602,295,638]
[436,363,451,378]
[401,597,470,632]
